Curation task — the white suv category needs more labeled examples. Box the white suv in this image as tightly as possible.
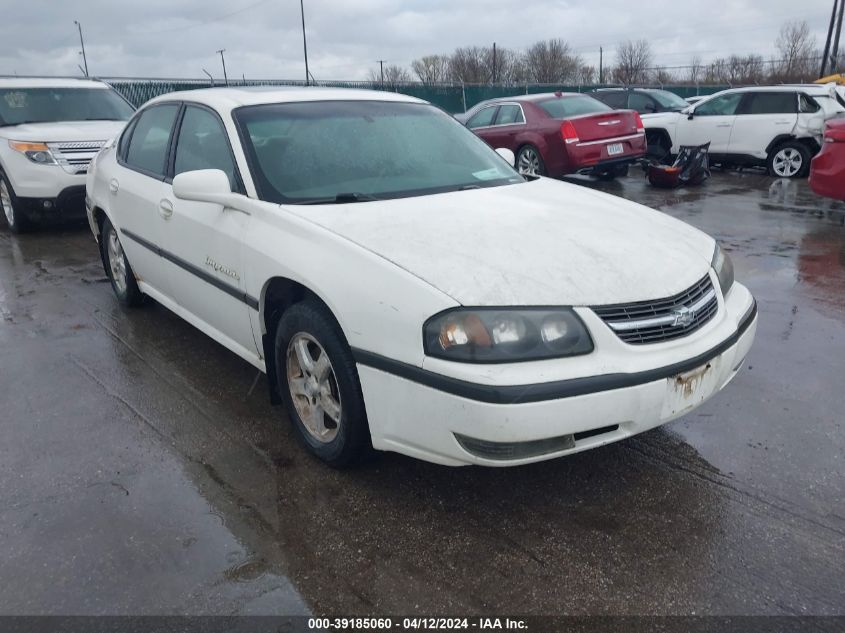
[0,78,134,232]
[642,85,845,178]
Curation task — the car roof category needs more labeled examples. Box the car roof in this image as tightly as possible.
[144,86,426,111]
[718,85,833,95]
[0,77,111,89]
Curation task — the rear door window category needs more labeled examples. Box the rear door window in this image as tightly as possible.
[741,92,797,115]
[495,105,524,125]
[467,106,497,129]
[124,104,179,176]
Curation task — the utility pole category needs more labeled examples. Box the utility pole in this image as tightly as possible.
[299,0,310,86]
[492,42,497,84]
[832,0,845,73]
[821,0,838,76]
[599,47,603,84]
[216,49,228,86]
[377,59,385,88]
[74,21,88,77]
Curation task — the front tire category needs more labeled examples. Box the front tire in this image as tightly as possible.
[767,141,810,178]
[0,171,32,234]
[274,299,371,468]
[102,217,143,307]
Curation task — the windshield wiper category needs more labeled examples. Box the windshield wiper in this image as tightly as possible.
[82,117,124,121]
[295,192,380,205]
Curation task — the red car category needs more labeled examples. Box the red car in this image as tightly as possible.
[460,92,646,179]
[809,119,845,201]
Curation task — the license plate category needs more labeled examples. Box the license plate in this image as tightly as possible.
[607,143,624,156]
[660,360,719,419]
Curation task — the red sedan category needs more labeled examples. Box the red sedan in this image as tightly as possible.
[809,119,845,201]
[461,92,646,179]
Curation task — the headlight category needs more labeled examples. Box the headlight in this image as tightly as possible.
[423,308,593,363]
[711,243,734,295]
[9,141,57,165]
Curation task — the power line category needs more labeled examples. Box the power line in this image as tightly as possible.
[132,0,273,34]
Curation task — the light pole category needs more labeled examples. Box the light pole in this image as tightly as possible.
[74,20,88,77]
[216,49,229,86]
[299,0,310,85]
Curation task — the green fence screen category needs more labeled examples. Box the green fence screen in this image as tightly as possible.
[105,78,729,114]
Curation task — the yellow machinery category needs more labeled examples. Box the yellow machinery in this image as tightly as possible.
[816,74,845,85]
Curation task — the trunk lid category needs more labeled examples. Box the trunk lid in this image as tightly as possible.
[569,110,640,142]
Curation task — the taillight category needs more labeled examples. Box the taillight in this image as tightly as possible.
[634,112,645,134]
[824,128,845,143]
[561,120,579,144]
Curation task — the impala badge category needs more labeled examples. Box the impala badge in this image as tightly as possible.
[205,256,240,281]
[670,306,695,327]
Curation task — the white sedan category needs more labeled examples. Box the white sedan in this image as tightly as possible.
[86,87,757,467]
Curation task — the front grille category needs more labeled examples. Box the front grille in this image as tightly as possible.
[592,274,718,345]
[47,140,106,175]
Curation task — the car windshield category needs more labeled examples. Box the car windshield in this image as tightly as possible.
[0,87,134,126]
[537,95,611,118]
[646,90,690,110]
[235,100,523,204]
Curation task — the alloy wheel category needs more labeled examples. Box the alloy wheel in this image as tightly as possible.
[772,148,803,178]
[286,332,343,443]
[517,148,541,177]
[107,229,128,294]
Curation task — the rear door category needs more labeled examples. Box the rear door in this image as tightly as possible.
[112,103,180,298]
[677,92,743,153]
[728,91,798,159]
[157,104,258,358]
[480,103,525,151]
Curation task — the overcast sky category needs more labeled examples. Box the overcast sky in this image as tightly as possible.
[0,0,839,81]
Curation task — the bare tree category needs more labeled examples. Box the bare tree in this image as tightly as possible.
[687,55,703,84]
[652,66,675,85]
[411,55,451,85]
[449,46,490,84]
[577,64,597,84]
[368,64,412,89]
[774,20,818,82]
[523,39,582,83]
[613,40,653,84]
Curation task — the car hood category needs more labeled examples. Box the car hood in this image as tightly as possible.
[641,111,683,125]
[286,178,716,306]
[0,120,127,142]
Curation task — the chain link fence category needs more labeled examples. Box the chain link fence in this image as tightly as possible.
[103,77,730,113]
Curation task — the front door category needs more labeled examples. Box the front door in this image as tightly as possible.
[157,104,259,360]
[677,92,744,154]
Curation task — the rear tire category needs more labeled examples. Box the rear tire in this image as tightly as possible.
[0,171,32,234]
[595,164,629,181]
[274,299,372,468]
[767,141,810,178]
[516,145,546,177]
[102,217,144,307]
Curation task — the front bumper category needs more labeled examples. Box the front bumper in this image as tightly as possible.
[356,282,757,467]
[17,186,87,223]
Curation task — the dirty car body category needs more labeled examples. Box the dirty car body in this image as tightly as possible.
[462,93,646,178]
[86,87,756,467]
[809,118,845,201]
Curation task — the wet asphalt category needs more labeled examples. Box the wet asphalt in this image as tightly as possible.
[0,169,843,616]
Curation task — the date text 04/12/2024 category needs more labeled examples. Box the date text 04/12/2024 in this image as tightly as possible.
[307,618,529,630]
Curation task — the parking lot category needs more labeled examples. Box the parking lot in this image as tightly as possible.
[1,170,843,616]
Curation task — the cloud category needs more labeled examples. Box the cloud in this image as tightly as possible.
[0,0,835,80]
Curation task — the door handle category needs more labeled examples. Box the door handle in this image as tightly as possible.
[159,199,174,219]
[108,178,119,194]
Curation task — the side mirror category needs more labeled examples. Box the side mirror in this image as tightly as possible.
[495,147,516,167]
[172,169,232,206]
[682,106,694,119]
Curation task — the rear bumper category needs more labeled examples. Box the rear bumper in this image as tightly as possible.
[550,132,647,177]
[357,284,756,467]
[809,146,845,201]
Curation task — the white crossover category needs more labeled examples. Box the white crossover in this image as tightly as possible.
[0,78,134,232]
[642,84,845,178]
[86,87,757,467]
